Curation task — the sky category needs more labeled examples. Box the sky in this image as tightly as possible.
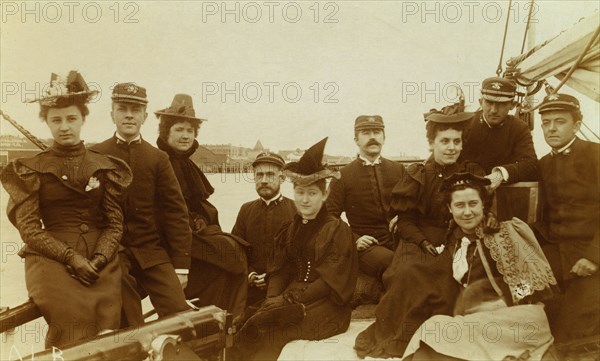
[1,0,599,159]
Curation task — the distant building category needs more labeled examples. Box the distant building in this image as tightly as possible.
[192,145,229,173]
[246,139,267,161]
[0,135,46,166]
[204,144,248,159]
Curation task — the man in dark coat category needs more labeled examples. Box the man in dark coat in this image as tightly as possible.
[92,83,192,326]
[534,93,599,342]
[459,77,539,190]
[231,152,296,308]
[326,115,406,279]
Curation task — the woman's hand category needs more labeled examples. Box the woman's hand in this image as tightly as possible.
[68,254,99,286]
[283,288,304,304]
[89,254,108,272]
[571,258,599,277]
[419,240,438,256]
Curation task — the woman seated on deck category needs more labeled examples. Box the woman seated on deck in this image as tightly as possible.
[403,172,557,361]
[231,137,358,361]
[355,103,486,358]
[0,71,132,348]
[154,94,249,318]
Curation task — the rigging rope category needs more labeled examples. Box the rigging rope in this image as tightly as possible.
[496,0,513,76]
[520,0,535,54]
[581,121,600,141]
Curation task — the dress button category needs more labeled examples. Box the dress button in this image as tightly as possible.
[79,223,89,233]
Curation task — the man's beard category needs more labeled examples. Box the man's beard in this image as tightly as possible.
[257,185,279,198]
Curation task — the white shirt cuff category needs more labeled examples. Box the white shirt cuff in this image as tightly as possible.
[175,268,189,275]
[248,271,258,281]
[493,166,509,182]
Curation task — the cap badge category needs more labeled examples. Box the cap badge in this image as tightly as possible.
[491,82,502,90]
[547,94,559,101]
[126,84,138,94]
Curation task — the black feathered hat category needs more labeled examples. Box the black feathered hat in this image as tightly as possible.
[283,137,340,186]
[423,101,474,124]
[442,172,491,192]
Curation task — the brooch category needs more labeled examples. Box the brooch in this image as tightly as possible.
[85,176,100,192]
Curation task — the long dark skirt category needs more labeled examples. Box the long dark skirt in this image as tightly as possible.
[233,281,352,361]
[355,242,459,358]
[25,251,121,348]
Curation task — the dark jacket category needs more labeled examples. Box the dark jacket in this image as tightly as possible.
[390,158,485,246]
[232,195,297,274]
[537,138,600,276]
[327,157,406,244]
[460,111,539,182]
[92,136,192,269]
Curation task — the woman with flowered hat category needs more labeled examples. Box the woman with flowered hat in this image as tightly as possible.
[232,137,358,361]
[0,71,132,348]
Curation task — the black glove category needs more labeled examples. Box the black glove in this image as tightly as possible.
[260,295,287,312]
[282,288,305,304]
[190,213,207,234]
[419,240,438,257]
[89,254,108,272]
[67,254,99,286]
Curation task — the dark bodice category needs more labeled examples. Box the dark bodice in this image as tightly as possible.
[267,206,357,305]
[290,209,327,283]
[391,158,484,246]
[1,141,131,263]
[38,144,105,231]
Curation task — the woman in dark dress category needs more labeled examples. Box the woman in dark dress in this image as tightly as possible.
[403,172,557,360]
[355,104,485,358]
[154,94,249,318]
[0,71,132,348]
[232,137,358,361]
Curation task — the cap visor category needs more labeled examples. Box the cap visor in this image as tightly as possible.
[355,125,385,131]
[112,96,148,105]
[539,106,576,113]
[481,94,513,102]
[252,159,285,168]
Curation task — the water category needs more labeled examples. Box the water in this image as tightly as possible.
[0,173,296,357]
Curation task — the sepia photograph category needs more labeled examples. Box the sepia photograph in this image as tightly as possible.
[1,0,599,359]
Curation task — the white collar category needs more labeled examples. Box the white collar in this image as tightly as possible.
[554,137,577,155]
[115,132,141,144]
[261,193,282,206]
[481,114,505,128]
[358,154,382,166]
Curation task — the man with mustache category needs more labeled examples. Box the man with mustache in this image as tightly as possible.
[327,115,406,285]
[459,77,539,190]
[92,83,192,326]
[232,152,296,310]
